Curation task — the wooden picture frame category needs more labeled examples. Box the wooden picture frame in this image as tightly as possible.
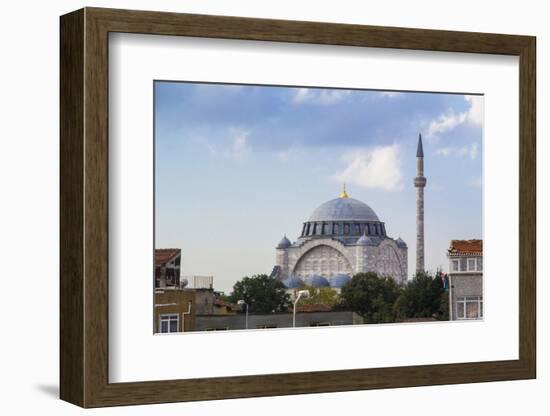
[60,7,536,408]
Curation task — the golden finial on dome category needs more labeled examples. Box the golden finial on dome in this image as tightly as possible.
[339,182,349,198]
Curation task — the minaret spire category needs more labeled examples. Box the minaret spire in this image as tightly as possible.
[339,182,349,198]
[416,133,424,157]
[414,133,427,274]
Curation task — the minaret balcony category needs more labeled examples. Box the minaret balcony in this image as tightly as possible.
[414,176,427,187]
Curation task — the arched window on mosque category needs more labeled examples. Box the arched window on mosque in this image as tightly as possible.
[322,223,328,235]
[312,260,319,272]
[333,223,339,235]
[344,223,350,235]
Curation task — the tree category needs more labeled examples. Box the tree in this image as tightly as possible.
[301,286,340,308]
[228,274,291,314]
[438,287,450,321]
[339,272,401,323]
[394,272,448,320]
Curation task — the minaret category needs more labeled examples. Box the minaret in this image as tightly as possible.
[414,133,427,274]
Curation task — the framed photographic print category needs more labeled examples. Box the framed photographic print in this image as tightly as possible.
[60,7,536,408]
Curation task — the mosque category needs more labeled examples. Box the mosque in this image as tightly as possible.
[271,134,427,291]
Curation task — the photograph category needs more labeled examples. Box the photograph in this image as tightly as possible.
[51,5,538,409]
[153,81,484,333]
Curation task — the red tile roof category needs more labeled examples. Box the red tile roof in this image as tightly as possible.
[448,239,483,255]
[293,304,332,313]
[155,248,181,266]
[213,298,239,310]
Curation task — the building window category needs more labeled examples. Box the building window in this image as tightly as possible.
[452,259,460,272]
[159,314,179,333]
[344,223,350,235]
[467,258,477,271]
[322,223,327,234]
[306,223,311,235]
[456,296,483,319]
[333,223,339,234]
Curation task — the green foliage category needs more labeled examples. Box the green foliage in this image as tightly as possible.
[229,274,291,314]
[227,272,450,322]
[438,286,450,321]
[339,272,401,323]
[300,286,340,308]
[394,272,449,321]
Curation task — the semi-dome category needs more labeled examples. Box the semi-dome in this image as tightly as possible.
[309,197,379,222]
[357,233,379,246]
[282,276,304,289]
[304,275,330,288]
[396,237,407,248]
[276,235,292,249]
[329,274,351,288]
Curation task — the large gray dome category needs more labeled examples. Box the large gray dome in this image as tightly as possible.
[309,197,379,222]
[297,191,387,245]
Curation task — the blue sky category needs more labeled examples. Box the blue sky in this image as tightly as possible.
[155,82,483,293]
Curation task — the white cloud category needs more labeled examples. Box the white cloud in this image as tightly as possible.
[427,95,484,138]
[275,149,295,163]
[291,88,351,105]
[427,110,468,137]
[292,88,311,103]
[277,151,290,161]
[378,91,402,98]
[469,142,478,160]
[435,143,479,160]
[229,129,251,160]
[206,142,217,156]
[199,128,252,160]
[469,176,483,188]
[333,144,403,191]
[464,95,483,125]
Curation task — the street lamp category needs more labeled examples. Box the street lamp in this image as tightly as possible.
[237,300,248,329]
[293,289,310,328]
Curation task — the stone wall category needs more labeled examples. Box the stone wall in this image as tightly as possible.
[275,237,407,283]
[194,311,363,331]
[450,273,483,320]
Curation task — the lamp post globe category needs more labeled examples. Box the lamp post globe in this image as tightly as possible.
[237,300,248,329]
[293,290,310,328]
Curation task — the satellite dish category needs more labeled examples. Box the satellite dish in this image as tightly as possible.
[180,278,188,288]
